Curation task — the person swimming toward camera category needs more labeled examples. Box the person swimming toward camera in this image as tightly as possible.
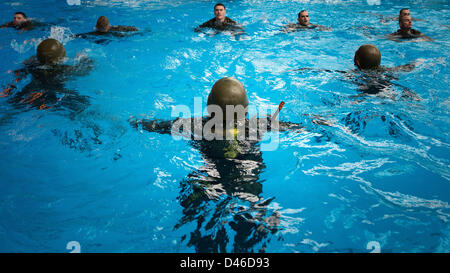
[195,3,244,34]
[282,10,331,33]
[1,12,33,31]
[388,15,432,42]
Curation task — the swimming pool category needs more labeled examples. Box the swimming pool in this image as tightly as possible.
[0,0,449,253]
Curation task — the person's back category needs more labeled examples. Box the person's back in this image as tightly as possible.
[352,44,421,99]
[74,16,138,42]
[132,77,301,160]
[4,39,93,111]
[130,77,302,252]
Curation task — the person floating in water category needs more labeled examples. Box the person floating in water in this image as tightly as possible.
[353,44,415,72]
[74,16,139,43]
[130,77,302,252]
[372,8,425,24]
[282,10,331,33]
[342,45,421,138]
[1,38,93,112]
[347,44,423,99]
[294,44,421,99]
[388,15,432,42]
[195,3,244,35]
[0,12,33,31]
[131,77,301,157]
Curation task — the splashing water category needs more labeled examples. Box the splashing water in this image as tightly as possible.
[47,26,74,45]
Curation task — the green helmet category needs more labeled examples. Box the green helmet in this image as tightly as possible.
[207,77,249,120]
[354,44,381,70]
[37,38,66,65]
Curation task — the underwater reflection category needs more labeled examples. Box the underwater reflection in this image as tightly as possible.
[175,139,280,253]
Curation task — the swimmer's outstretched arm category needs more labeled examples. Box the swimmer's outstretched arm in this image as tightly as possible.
[314,24,332,31]
[131,118,178,135]
[110,25,138,32]
[0,21,14,28]
[277,120,305,131]
[290,67,348,74]
[130,117,204,138]
[280,23,298,33]
[385,63,415,72]
[384,59,426,72]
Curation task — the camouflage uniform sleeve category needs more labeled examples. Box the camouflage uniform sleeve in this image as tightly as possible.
[198,18,216,28]
[0,21,14,28]
[132,117,201,139]
[263,116,304,132]
[110,25,138,32]
[19,21,33,31]
[132,118,176,135]
[411,29,422,36]
[390,29,400,36]
[225,17,237,25]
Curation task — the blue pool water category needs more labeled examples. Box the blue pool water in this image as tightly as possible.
[0,0,449,253]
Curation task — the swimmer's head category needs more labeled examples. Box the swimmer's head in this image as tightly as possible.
[214,3,226,21]
[37,38,66,65]
[399,8,410,18]
[207,77,249,122]
[297,10,309,26]
[13,12,27,26]
[399,15,412,30]
[96,16,111,33]
[354,44,381,70]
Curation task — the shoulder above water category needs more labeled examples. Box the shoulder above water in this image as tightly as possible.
[282,23,331,33]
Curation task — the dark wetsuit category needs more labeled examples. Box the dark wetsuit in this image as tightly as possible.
[5,56,93,113]
[390,28,423,39]
[282,23,330,33]
[195,17,243,33]
[340,66,418,99]
[131,115,302,252]
[295,62,419,99]
[109,25,138,32]
[1,20,33,31]
[74,25,138,44]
